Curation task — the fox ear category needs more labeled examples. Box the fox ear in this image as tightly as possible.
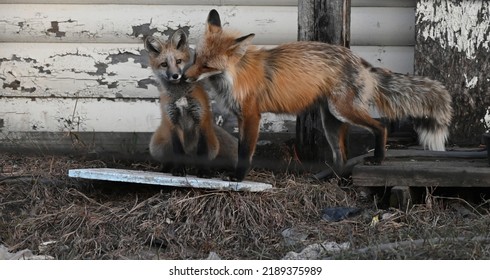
[170,29,188,51]
[207,9,222,33]
[144,36,162,56]
[228,33,255,57]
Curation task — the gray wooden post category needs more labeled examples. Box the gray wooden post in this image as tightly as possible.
[296,0,351,163]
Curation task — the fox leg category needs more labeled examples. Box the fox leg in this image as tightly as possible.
[149,125,175,173]
[329,98,387,165]
[170,131,186,176]
[233,109,261,182]
[195,132,211,177]
[195,109,220,178]
[319,105,350,175]
[196,128,220,178]
[345,114,387,165]
[202,110,220,162]
[364,123,387,165]
[214,124,238,171]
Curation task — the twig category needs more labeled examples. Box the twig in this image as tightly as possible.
[0,176,31,183]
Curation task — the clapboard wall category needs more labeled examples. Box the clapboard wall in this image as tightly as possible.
[0,0,415,154]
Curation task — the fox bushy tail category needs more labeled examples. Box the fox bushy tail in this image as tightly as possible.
[371,68,452,151]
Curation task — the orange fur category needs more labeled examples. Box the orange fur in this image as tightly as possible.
[146,30,237,176]
[185,10,452,181]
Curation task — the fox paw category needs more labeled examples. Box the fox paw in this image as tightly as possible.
[196,168,214,179]
[159,163,173,174]
[171,166,186,177]
[220,172,243,182]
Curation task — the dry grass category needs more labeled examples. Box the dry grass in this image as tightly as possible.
[1,152,490,259]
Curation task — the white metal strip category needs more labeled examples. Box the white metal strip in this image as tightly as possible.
[68,168,273,192]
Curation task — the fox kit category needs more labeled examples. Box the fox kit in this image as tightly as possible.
[185,9,453,181]
[145,29,237,176]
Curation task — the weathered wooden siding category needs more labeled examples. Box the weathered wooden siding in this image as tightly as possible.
[0,5,295,44]
[0,0,416,146]
[0,0,413,6]
[415,0,490,145]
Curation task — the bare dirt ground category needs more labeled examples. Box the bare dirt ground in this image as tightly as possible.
[1,150,490,260]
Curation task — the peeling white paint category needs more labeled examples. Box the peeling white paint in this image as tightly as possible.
[0,97,296,134]
[417,0,490,59]
[0,5,418,47]
[464,74,479,89]
[0,43,157,98]
[483,107,490,132]
[0,98,161,132]
[0,5,296,45]
[260,113,295,133]
[0,43,416,100]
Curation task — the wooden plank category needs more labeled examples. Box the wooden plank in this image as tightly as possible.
[0,43,414,98]
[0,131,153,160]
[0,42,154,99]
[352,159,490,187]
[0,131,298,161]
[0,4,296,44]
[0,97,161,132]
[315,148,488,180]
[0,0,298,5]
[68,168,273,192]
[390,186,416,210]
[382,149,488,159]
[0,97,294,133]
[351,46,414,74]
[0,0,416,7]
[351,0,416,7]
[0,4,415,46]
[351,7,415,46]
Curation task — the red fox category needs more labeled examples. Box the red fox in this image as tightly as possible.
[145,29,237,177]
[184,9,453,181]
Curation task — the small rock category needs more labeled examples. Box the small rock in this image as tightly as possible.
[281,228,309,246]
[282,241,350,260]
[206,251,221,260]
[321,207,361,222]
[0,244,53,260]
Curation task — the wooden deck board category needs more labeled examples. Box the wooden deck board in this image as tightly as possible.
[352,158,490,187]
[68,168,273,192]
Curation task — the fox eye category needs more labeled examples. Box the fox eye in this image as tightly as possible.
[203,63,211,69]
[176,59,182,64]
[161,62,168,68]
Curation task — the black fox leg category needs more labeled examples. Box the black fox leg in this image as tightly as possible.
[234,139,251,182]
[232,111,261,182]
[319,106,349,176]
[160,162,174,173]
[170,132,186,176]
[196,131,213,178]
[365,124,387,165]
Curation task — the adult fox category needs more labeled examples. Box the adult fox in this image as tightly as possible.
[145,29,237,177]
[184,10,453,182]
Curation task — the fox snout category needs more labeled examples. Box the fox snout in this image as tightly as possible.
[184,64,222,83]
[167,72,182,83]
